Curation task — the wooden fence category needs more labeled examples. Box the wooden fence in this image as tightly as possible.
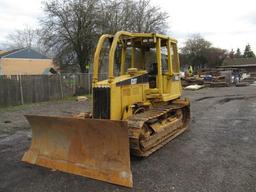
[0,73,108,108]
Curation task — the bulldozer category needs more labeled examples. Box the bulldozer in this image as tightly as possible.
[22,31,190,188]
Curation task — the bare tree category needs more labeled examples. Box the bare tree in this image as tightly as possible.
[98,0,169,34]
[180,34,227,69]
[7,27,39,49]
[132,0,169,33]
[204,47,227,68]
[40,0,169,72]
[180,34,211,69]
[40,0,100,72]
[97,0,134,34]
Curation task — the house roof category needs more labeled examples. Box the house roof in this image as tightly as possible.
[0,50,7,54]
[221,64,256,68]
[0,48,49,59]
[222,58,256,68]
[0,49,21,58]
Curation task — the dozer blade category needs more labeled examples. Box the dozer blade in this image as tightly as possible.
[22,115,133,188]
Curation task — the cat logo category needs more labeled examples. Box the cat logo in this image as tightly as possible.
[173,75,180,81]
[131,78,137,85]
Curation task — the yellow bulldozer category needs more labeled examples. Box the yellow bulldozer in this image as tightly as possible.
[22,31,190,188]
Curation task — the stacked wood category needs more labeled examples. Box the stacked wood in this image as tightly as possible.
[210,82,229,87]
[236,82,250,87]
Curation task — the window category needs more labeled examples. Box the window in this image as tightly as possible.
[171,43,180,73]
[161,47,168,72]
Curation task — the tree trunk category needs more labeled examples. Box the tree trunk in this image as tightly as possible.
[77,49,87,73]
[79,63,86,73]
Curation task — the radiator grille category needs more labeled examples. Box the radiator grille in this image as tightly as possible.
[93,87,110,119]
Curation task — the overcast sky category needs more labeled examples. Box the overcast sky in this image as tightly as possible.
[0,0,256,52]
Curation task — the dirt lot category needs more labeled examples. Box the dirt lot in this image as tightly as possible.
[0,86,256,192]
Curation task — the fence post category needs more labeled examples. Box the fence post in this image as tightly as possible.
[47,76,50,100]
[74,75,76,95]
[59,74,64,99]
[88,73,91,94]
[18,75,24,105]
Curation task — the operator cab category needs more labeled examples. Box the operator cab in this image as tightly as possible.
[93,32,181,101]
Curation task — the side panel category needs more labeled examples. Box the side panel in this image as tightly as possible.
[110,85,122,120]
[163,75,182,95]
[116,74,149,86]
[111,74,149,120]
[121,84,145,111]
[162,74,182,101]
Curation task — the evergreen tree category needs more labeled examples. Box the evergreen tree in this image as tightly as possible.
[229,49,235,58]
[235,48,242,58]
[243,44,255,58]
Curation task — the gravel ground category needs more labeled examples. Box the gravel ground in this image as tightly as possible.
[0,86,256,192]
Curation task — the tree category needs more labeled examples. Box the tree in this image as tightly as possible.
[7,27,39,49]
[243,44,255,58]
[40,0,100,73]
[180,34,211,69]
[229,49,235,59]
[180,34,227,69]
[98,0,168,34]
[40,0,169,73]
[97,0,134,34]
[235,48,242,58]
[131,0,169,33]
[204,48,227,68]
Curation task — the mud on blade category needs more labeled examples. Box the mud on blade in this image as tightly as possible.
[22,115,133,187]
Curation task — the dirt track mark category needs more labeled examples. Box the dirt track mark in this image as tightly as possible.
[218,95,256,104]
[195,96,216,101]
[195,94,256,102]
